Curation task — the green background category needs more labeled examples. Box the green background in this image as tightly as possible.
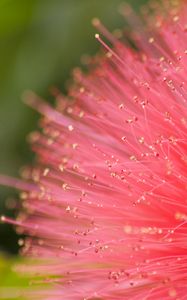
[0,0,147,294]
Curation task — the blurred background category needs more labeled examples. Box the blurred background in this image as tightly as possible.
[0,0,147,292]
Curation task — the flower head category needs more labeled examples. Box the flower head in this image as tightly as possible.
[1,1,187,299]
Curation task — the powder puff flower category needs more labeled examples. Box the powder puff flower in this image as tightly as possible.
[1,1,187,299]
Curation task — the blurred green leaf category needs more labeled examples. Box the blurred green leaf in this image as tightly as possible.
[0,255,28,299]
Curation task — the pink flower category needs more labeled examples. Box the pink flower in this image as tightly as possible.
[1,2,187,299]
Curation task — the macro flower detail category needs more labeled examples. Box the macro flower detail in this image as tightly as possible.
[1,1,187,299]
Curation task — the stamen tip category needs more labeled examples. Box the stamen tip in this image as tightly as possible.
[1,215,6,222]
[95,33,100,39]
[92,18,100,27]
[22,90,36,106]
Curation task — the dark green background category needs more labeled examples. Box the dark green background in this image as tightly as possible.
[0,0,147,255]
